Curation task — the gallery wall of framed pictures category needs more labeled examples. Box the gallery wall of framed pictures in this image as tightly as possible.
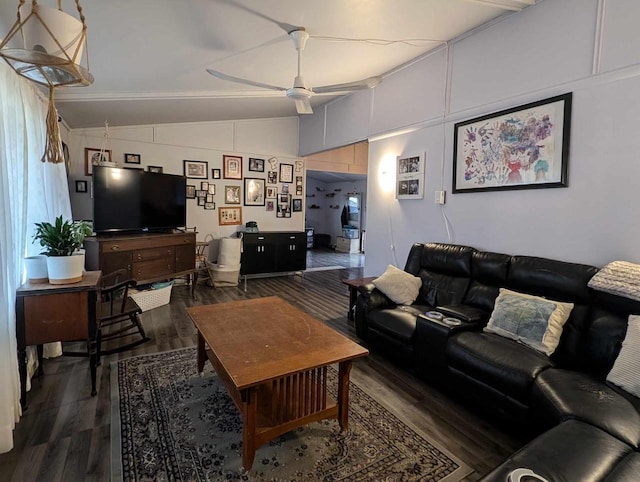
[179,153,306,227]
[73,139,305,231]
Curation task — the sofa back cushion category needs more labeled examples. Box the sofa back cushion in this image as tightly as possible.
[507,256,598,370]
[463,251,511,312]
[406,243,474,307]
[584,291,640,378]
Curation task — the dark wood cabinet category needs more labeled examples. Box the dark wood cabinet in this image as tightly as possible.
[84,231,196,284]
[240,231,306,276]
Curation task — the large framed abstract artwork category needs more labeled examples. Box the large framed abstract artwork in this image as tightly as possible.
[453,93,572,194]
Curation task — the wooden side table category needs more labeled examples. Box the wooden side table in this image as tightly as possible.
[341,276,376,321]
[15,271,102,409]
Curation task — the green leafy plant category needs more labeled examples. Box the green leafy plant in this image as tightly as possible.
[33,216,92,257]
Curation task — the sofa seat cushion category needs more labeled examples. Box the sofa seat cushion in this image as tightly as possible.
[368,304,430,344]
[532,368,640,447]
[446,331,554,403]
[603,452,640,481]
[480,420,633,482]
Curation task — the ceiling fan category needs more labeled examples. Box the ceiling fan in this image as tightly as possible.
[206,28,382,115]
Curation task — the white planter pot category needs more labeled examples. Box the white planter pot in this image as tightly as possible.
[24,255,48,283]
[46,255,84,285]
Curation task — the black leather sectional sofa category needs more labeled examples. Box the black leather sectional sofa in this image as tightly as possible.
[355,243,640,481]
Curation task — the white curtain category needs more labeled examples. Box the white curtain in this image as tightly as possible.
[0,62,72,454]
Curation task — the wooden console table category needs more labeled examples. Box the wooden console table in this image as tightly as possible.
[84,231,196,296]
[15,271,101,409]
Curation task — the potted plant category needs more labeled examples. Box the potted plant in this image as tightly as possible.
[33,216,92,284]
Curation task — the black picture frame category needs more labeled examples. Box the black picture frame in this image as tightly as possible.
[279,163,293,183]
[124,153,141,164]
[183,159,209,179]
[452,93,572,194]
[186,185,196,199]
[148,165,163,173]
[292,198,302,212]
[244,178,265,206]
[248,157,265,172]
[212,168,221,179]
[75,180,87,193]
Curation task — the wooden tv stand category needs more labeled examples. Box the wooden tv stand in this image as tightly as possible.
[84,231,196,289]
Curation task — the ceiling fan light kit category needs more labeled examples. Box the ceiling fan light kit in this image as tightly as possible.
[206,27,382,115]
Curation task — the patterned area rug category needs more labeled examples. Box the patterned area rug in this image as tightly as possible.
[111,347,470,481]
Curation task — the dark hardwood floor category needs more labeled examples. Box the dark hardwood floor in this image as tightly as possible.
[0,249,522,481]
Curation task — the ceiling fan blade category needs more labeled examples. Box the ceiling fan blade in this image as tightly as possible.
[312,76,382,94]
[206,69,287,91]
[294,97,313,115]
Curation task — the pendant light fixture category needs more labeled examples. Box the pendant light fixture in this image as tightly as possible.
[0,0,94,163]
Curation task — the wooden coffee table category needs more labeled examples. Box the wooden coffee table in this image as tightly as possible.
[187,296,369,471]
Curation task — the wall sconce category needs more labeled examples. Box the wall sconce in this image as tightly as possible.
[378,153,396,194]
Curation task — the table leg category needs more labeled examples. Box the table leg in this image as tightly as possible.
[18,347,27,411]
[36,344,44,376]
[347,286,358,321]
[241,388,258,471]
[197,332,206,373]
[338,360,353,431]
[88,337,97,396]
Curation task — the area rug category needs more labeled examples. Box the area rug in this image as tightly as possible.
[111,347,471,481]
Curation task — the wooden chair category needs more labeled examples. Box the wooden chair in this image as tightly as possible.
[97,269,149,363]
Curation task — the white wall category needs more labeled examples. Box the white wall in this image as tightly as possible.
[68,117,304,240]
[304,178,367,245]
[301,0,640,275]
[304,177,328,234]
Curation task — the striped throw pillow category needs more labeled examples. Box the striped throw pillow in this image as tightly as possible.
[607,315,640,397]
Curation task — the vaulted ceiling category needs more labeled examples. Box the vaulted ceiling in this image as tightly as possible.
[0,0,536,128]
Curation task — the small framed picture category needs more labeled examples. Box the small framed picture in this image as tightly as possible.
[212,168,221,179]
[186,185,196,199]
[266,200,274,212]
[195,190,207,198]
[277,193,291,218]
[75,180,87,193]
[279,163,293,183]
[248,157,265,172]
[197,197,205,206]
[184,160,208,179]
[293,198,303,212]
[266,186,277,198]
[244,178,265,206]
[267,171,278,184]
[124,153,141,164]
[225,185,241,204]
[206,194,214,203]
[204,202,216,210]
[201,181,209,190]
[396,153,425,200]
[85,148,113,176]
[148,165,163,173]
[219,206,242,226]
[223,155,243,180]
[208,184,216,195]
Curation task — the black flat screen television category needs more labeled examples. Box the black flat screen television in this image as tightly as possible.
[93,166,186,234]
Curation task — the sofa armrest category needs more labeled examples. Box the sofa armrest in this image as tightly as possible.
[414,314,481,381]
[435,304,490,325]
[354,283,395,340]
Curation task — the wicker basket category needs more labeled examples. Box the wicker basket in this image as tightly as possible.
[129,283,172,312]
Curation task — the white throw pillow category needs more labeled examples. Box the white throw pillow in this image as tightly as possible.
[372,265,422,305]
[588,261,640,302]
[607,315,640,397]
[484,288,574,356]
